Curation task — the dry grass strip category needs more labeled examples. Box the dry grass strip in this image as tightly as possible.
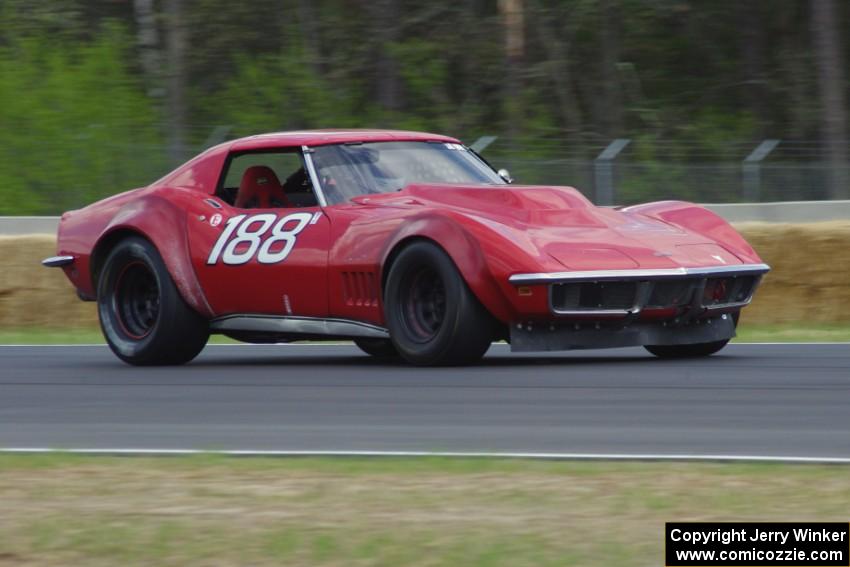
[0,456,848,566]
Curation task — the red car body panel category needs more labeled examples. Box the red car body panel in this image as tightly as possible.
[52,129,766,333]
[187,205,331,317]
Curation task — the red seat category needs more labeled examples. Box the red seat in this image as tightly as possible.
[234,166,291,208]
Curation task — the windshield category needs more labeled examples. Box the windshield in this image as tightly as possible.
[309,141,505,205]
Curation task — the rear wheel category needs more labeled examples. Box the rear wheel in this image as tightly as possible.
[384,241,495,366]
[353,338,398,358]
[97,236,209,365]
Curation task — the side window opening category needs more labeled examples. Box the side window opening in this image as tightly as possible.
[216,150,319,209]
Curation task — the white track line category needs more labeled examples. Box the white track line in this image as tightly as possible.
[1,448,848,464]
[0,342,355,347]
[1,342,849,347]
[737,342,850,345]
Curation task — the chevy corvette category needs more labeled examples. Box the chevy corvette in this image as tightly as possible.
[44,130,769,366]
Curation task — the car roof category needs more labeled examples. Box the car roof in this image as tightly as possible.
[229,129,460,151]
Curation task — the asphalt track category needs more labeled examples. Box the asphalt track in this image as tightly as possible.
[0,343,848,459]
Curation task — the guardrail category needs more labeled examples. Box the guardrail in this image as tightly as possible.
[3,200,850,235]
[704,200,850,223]
[0,217,61,235]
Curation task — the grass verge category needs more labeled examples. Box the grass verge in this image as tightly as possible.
[1,324,849,345]
[0,328,237,345]
[733,322,850,343]
[0,454,847,566]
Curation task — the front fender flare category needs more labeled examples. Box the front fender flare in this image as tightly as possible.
[622,200,763,264]
[380,213,515,323]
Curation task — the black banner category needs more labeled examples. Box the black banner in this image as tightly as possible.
[666,522,849,566]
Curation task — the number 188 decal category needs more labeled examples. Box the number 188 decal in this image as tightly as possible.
[206,212,314,265]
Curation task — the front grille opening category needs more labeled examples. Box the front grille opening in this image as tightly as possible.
[647,280,693,308]
[552,281,637,312]
[703,276,756,306]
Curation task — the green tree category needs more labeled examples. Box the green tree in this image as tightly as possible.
[0,24,163,214]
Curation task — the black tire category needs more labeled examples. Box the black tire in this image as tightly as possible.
[353,338,398,358]
[97,236,209,365]
[644,339,729,359]
[384,241,495,366]
[644,312,738,359]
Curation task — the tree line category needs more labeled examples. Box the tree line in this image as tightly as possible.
[0,0,847,213]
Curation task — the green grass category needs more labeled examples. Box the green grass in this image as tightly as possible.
[1,324,849,345]
[0,328,238,345]
[733,323,850,343]
[0,327,107,345]
[0,454,847,566]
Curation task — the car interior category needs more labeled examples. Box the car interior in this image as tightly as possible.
[216,150,319,209]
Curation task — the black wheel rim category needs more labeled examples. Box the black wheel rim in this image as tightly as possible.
[114,261,160,339]
[400,266,447,343]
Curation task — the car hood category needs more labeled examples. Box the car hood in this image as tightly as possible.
[354,183,745,270]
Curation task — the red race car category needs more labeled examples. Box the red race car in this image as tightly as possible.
[44,129,769,366]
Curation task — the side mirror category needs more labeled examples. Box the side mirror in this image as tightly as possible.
[497,169,513,184]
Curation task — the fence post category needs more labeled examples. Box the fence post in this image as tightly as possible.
[201,125,233,150]
[742,139,780,202]
[595,138,630,205]
[469,136,498,153]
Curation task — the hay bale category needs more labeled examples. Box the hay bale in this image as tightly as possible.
[737,221,850,325]
[0,235,97,329]
[2,222,849,330]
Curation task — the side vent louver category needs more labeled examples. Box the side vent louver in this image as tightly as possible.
[342,271,379,307]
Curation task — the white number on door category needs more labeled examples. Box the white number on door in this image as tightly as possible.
[206,212,313,265]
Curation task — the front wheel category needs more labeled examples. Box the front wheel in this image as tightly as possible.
[644,312,738,359]
[644,339,730,359]
[97,236,209,365]
[384,241,496,366]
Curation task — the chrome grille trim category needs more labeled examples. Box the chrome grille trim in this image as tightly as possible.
[524,264,770,317]
[509,263,770,285]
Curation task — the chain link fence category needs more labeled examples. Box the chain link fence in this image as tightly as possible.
[1,135,848,215]
[497,158,846,204]
[493,138,850,205]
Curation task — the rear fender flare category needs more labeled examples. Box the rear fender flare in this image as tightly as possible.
[93,195,214,318]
